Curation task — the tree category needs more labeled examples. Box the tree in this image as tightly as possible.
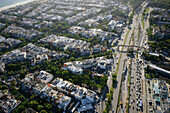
[17,105,25,112]
[103,110,107,113]
[50,66,56,74]
[106,93,111,99]
[44,103,52,110]
[62,70,69,77]
[1,75,7,80]
[29,100,39,109]
[97,84,102,90]
[37,105,44,111]
[69,57,76,61]
[0,85,8,90]
[30,95,37,100]
[111,29,117,33]
[40,110,48,113]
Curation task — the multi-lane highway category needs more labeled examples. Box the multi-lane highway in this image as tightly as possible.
[96,2,152,113]
[110,2,151,113]
[111,12,138,113]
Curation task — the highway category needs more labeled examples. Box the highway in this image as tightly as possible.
[110,2,150,113]
[111,11,138,113]
[97,2,152,113]
[128,3,153,113]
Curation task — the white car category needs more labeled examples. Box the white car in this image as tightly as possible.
[149,109,153,112]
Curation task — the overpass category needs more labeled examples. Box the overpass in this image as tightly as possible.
[117,45,145,50]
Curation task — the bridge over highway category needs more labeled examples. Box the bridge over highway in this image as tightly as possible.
[117,45,146,51]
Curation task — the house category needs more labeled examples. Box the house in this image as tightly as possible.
[0,23,6,28]
[63,57,113,77]
[31,82,46,96]
[0,35,6,43]
[77,103,93,113]
[17,52,27,61]
[69,26,85,35]
[4,25,43,40]
[0,62,5,73]
[54,78,68,92]
[40,85,64,103]
[57,96,72,110]
[86,90,97,103]
[22,108,37,113]
[153,27,170,39]
[62,62,83,74]
[36,70,53,84]
[0,91,21,113]
[70,85,87,100]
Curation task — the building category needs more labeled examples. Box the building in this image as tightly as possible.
[36,70,53,83]
[0,62,5,73]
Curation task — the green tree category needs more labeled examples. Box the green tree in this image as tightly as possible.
[40,110,48,113]
[29,100,39,109]
[30,95,37,100]
[44,103,52,110]
[37,105,44,111]
[69,57,76,61]
[103,110,107,113]
[17,105,25,112]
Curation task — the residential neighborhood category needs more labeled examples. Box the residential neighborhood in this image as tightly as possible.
[0,0,169,113]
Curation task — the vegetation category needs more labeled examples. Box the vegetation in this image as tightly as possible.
[148,39,170,53]
[146,26,153,39]
[119,0,145,10]
[138,24,140,40]
[103,73,116,112]
[148,0,170,10]
[4,57,109,90]
[128,11,134,25]
[141,14,145,29]
[144,8,150,15]
[142,52,164,63]
[127,48,134,56]
[13,95,62,113]
[145,70,157,78]
[122,29,130,50]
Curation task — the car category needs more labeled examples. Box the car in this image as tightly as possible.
[148,88,151,93]
[138,107,141,111]
[148,80,150,84]
[149,109,153,112]
[149,100,152,105]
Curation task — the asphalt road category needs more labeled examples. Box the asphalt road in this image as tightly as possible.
[115,2,150,113]
[97,2,152,113]
[110,12,138,113]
